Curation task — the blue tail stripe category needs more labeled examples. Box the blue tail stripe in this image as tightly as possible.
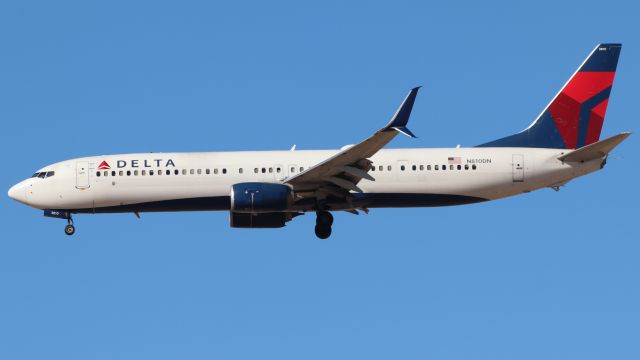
[579,44,621,72]
[477,112,567,148]
[576,86,612,148]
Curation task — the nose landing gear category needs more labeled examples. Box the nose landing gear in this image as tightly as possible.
[64,218,75,236]
[43,210,76,236]
[315,211,333,240]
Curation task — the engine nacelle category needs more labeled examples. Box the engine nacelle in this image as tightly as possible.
[229,212,287,228]
[230,182,292,214]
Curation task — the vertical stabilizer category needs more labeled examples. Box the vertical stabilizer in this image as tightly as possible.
[479,43,621,149]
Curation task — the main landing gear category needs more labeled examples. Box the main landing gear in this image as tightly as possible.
[64,218,75,236]
[315,211,333,240]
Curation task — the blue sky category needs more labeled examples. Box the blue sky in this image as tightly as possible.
[1,1,638,359]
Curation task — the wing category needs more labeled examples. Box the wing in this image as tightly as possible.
[285,87,421,205]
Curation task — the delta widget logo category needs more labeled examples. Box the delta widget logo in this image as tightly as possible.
[97,161,111,170]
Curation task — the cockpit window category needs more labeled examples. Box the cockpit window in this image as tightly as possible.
[31,171,55,178]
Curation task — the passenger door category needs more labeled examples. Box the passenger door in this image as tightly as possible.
[512,154,524,182]
[76,161,90,189]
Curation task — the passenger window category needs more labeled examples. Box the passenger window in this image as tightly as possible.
[290,167,295,173]
[103,171,108,177]
[239,168,243,174]
[214,169,218,174]
[262,168,266,174]
[182,169,186,175]
[119,170,124,176]
[142,170,146,176]
[387,166,392,171]
[96,171,101,177]
[134,170,139,176]
[268,167,273,173]
[222,168,227,174]
[412,165,416,171]
[420,165,424,171]
[127,170,131,176]
[427,165,431,170]
[157,170,162,175]
[449,165,454,170]
[379,166,383,171]
[197,169,202,175]
[254,168,258,174]
[300,167,304,172]
[457,165,461,170]
[472,164,477,170]
[166,170,170,175]
[442,165,446,170]
[174,169,179,175]
[276,167,281,173]
[464,164,469,170]
[111,171,116,176]
[435,165,439,170]
[371,166,375,172]
[400,165,405,171]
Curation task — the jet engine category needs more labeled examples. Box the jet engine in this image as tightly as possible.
[230,182,292,213]
[229,183,294,228]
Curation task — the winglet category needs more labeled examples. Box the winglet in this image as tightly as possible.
[383,86,421,138]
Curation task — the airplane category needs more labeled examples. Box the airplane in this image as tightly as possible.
[7,43,629,239]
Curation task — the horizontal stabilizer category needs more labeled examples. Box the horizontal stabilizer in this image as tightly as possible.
[558,132,630,162]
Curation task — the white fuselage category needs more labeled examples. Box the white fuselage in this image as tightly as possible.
[9,147,603,213]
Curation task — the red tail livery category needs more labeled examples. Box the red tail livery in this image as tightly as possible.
[480,43,621,149]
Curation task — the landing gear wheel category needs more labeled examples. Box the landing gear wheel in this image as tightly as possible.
[314,225,332,240]
[64,224,75,236]
[316,211,334,227]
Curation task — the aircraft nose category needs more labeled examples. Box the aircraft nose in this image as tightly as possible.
[8,183,27,204]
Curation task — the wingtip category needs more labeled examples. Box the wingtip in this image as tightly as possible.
[393,126,417,138]
[383,87,421,132]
